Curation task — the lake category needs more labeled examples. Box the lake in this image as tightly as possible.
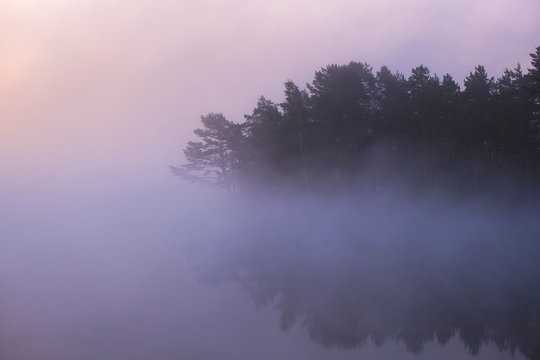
[1,180,537,359]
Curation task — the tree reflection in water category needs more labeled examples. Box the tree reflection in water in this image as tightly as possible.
[187,201,540,359]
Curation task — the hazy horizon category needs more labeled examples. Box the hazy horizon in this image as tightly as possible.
[2,0,540,191]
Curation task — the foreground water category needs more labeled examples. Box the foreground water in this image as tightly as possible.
[1,179,537,359]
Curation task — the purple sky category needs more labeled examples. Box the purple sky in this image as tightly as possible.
[1,0,539,187]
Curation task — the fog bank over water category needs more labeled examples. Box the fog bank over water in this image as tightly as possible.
[1,178,538,358]
[163,191,540,359]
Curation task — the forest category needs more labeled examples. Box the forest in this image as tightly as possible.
[171,46,540,197]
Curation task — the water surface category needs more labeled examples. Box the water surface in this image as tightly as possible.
[1,181,537,359]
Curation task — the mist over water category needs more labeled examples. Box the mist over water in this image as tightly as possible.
[188,192,540,355]
[1,177,538,359]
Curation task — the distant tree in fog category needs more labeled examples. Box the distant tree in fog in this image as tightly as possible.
[462,65,495,193]
[172,45,540,197]
[170,113,243,194]
[241,96,285,185]
[526,46,540,96]
[280,80,311,189]
[307,62,377,184]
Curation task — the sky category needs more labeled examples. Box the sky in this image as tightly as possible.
[1,0,539,191]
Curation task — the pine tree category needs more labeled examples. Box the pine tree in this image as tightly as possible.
[170,113,243,193]
[242,97,284,183]
[281,80,311,188]
[462,65,495,194]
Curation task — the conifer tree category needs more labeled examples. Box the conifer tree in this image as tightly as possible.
[170,113,243,193]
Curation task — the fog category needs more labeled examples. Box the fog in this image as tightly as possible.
[2,0,540,187]
[2,0,540,359]
[2,181,539,358]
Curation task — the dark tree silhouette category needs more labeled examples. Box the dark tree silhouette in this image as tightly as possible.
[462,65,495,194]
[281,80,311,189]
[172,45,540,197]
[170,113,243,193]
[241,97,284,186]
[307,62,377,184]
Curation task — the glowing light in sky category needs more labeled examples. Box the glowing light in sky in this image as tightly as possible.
[1,0,539,186]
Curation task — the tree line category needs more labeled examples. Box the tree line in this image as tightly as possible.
[171,46,540,197]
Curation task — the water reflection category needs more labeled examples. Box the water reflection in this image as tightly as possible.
[2,187,538,359]
[190,201,540,359]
